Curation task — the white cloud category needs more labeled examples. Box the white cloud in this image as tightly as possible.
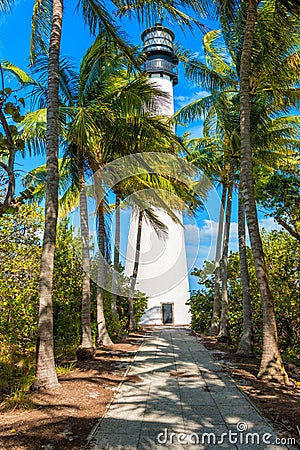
[259,217,281,232]
[184,220,239,269]
[186,216,282,288]
[174,90,211,109]
[184,223,200,241]
[195,90,211,98]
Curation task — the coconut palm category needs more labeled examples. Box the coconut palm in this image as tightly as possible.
[111,190,121,323]
[210,183,226,335]
[30,0,140,389]
[175,31,240,338]
[76,144,95,357]
[30,0,63,390]
[236,187,253,355]
[23,28,194,345]
[27,0,221,391]
[235,0,299,382]
[176,15,300,376]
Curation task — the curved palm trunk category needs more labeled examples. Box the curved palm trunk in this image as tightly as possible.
[33,0,63,390]
[76,146,94,360]
[97,202,113,346]
[0,107,16,216]
[128,209,143,331]
[275,217,300,242]
[218,158,234,342]
[209,183,226,335]
[237,187,253,355]
[240,0,289,383]
[111,191,120,322]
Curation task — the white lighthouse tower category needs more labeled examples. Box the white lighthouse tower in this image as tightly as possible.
[125,24,190,325]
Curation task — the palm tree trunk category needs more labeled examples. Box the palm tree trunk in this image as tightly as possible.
[218,158,234,342]
[111,191,120,322]
[237,187,253,355]
[239,0,289,383]
[76,145,94,360]
[96,202,113,346]
[209,183,226,335]
[275,217,300,242]
[0,160,14,216]
[32,0,63,390]
[0,106,16,215]
[128,209,143,331]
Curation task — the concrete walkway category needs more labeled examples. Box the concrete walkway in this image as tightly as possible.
[88,327,290,449]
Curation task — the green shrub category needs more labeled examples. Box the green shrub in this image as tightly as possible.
[190,230,300,361]
[0,204,42,353]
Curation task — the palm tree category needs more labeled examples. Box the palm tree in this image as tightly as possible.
[111,190,121,323]
[32,0,63,390]
[185,139,231,337]
[175,30,239,336]
[218,156,235,342]
[27,0,217,391]
[237,0,299,383]
[210,183,226,335]
[30,0,142,389]
[127,208,143,331]
[177,14,300,379]
[76,144,94,358]
[236,187,253,355]
[24,27,191,344]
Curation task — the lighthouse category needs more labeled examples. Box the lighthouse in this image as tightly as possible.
[124,24,191,325]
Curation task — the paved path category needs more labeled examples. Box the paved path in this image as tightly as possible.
[88,327,290,449]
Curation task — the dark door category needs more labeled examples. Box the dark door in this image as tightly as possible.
[162,303,173,324]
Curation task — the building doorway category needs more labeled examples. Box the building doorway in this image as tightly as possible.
[162,303,173,324]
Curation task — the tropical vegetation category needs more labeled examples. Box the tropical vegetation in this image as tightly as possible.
[0,0,299,411]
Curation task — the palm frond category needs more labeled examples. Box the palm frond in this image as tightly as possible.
[30,0,52,64]
[176,44,238,92]
[203,30,236,77]
[0,0,14,14]
[174,92,223,124]
[19,107,68,155]
[115,0,210,34]
[1,61,36,86]
[76,0,138,67]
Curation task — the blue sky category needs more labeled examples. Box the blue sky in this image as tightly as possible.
[0,1,281,291]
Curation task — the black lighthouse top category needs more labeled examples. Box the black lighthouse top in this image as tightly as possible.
[141,24,178,86]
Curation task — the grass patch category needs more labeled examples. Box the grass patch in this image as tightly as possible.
[0,349,35,411]
[56,361,76,376]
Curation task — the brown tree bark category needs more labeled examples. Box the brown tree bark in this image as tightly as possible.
[209,183,226,335]
[239,0,289,383]
[275,217,300,243]
[0,160,14,216]
[96,202,113,346]
[111,191,120,323]
[76,145,94,360]
[218,158,234,342]
[128,209,143,331]
[0,102,16,215]
[237,187,254,355]
[33,0,63,390]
